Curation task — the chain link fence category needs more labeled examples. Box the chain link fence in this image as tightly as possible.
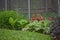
[0,0,58,19]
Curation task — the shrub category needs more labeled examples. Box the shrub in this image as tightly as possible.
[25,20,41,31]
[15,19,29,30]
[25,19,52,34]
[0,10,24,29]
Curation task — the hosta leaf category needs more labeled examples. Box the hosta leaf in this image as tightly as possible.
[9,17,15,26]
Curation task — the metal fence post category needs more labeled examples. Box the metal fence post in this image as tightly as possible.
[58,0,60,17]
[46,0,48,12]
[5,0,7,10]
[28,0,30,20]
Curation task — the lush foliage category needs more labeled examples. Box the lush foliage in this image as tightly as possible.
[0,11,52,34]
[25,19,51,34]
[0,11,24,29]
[0,29,50,40]
[9,17,18,29]
[15,19,29,30]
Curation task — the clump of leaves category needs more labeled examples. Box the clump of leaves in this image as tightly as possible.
[40,19,51,34]
[0,10,18,28]
[25,20,42,32]
[15,19,29,30]
[25,19,51,34]
[9,17,17,29]
[0,10,25,29]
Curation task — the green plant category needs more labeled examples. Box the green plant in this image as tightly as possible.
[9,17,18,29]
[25,19,51,34]
[15,19,29,30]
[25,20,42,32]
[0,29,50,40]
[0,10,24,29]
[0,11,17,28]
[40,19,51,34]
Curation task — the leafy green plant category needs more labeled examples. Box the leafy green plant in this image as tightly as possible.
[0,11,18,28]
[25,20,42,32]
[0,10,24,29]
[9,17,17,29]
[41,19,51,34]
[25,19,52,34]
[15,19,29,30]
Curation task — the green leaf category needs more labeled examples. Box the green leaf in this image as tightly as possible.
[9,17,15,27]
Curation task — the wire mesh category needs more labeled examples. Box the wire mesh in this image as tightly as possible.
[0,0,58,19]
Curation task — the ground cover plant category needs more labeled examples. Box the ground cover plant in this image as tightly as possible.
[0,29,50,40]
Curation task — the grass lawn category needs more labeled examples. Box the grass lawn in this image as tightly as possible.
[0,29,50,40]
